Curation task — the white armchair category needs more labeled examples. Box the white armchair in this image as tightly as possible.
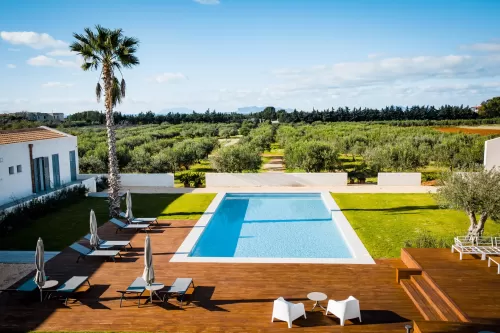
[325,296,361,326]
[271,297,307,328]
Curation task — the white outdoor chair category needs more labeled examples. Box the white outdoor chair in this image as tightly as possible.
[325,296,361,326]
[271,297,306,328]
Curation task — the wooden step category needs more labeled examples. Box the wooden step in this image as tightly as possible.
[411,275,463,322]
[400,279,441,321]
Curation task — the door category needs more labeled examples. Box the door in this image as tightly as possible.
[69,150,77,181]
[52,154,61,187]
[43,157,50,189]
[33,157,50,192]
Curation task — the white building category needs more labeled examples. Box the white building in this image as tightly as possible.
[0,126,79,207]
[484,137,500,171]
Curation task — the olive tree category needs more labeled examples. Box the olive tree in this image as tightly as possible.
[436,169,500,241]
[285,141,340,172]
[210,144,261,172]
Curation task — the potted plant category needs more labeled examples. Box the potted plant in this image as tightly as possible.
[177,172,191,188]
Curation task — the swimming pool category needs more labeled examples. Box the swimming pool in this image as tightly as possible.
[171,192,374,264]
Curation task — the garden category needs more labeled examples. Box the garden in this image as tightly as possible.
[69,120,500,187]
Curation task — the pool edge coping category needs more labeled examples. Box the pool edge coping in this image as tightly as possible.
[170,191,375,264]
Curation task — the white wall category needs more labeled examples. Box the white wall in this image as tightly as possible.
[0,135,78,206]
[377,173,421,186]
[205,173,348,187]
[81,177,97,193]
[80,173,174,187]
[484,137,500,171]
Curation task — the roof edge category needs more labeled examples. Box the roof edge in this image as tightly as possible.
[39,126,75,137]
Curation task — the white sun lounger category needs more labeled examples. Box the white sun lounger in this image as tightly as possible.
[83,234,132,250]
[488,256,500,274]
[110,218,151,233]
[452,236,499,260]
[69,243,121,263]
[119,212,158,224]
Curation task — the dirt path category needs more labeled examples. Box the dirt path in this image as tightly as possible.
[262,156,285,172]
[218,138,240,147]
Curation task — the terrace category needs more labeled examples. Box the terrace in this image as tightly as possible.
[0,192,499,332]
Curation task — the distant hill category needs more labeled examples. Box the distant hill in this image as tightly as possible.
[235,106,294,114]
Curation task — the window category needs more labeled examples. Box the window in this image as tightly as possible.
[8,166,14,175]
[17,165,22,173]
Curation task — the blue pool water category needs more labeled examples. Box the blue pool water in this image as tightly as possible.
[189,193,353,258]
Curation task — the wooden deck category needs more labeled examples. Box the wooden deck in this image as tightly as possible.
[403,248,500,326]
[0,219,422,332]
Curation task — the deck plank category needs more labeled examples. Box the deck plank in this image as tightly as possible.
[405,248,500,326]
[0,219,422,332]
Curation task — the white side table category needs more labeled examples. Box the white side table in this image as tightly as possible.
[307,292,327,311]
[41,280,59,289]
[145,283,165,303]
[41,280,59,301]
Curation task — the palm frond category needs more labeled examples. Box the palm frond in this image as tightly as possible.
[111,76,122,108]
[82,62,95,71]
[96,82,102,102]
[122,36,140,48]
[71,25,140,105]
[120,78,126,98]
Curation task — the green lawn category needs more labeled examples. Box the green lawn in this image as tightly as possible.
[332,193,500,258]
[0,193,216,251]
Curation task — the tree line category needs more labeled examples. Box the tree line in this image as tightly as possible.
[64,101,500,127]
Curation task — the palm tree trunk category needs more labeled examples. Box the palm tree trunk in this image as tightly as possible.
[103,64,121,217]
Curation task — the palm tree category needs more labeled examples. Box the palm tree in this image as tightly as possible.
[70,26,139,217]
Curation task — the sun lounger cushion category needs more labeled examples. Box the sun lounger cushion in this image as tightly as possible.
[57,276,89,293]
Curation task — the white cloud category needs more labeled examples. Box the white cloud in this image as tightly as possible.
[0,31,68,49]
[41,82,74,88]
[272,54,500,90]
[154,72,188,83]
[46,49,75,57]
[27,55,78,68]
[194,0,220,4]
[461,42,500,52]
[6,64,16,69]
[7,48,20,52]
[368,53,384,59]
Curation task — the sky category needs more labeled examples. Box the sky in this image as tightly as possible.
[1,0,500,114]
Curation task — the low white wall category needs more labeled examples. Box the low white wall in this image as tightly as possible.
[484,137,500,171]
[206,173,348,187]
[79,173,174,187]
[3,183,84,214]
[81,177,97,193]
[377,173,421,186]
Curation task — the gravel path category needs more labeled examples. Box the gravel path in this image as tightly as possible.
[0,263,33,292]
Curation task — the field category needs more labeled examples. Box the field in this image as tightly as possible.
[59,121,500,186]
[435,126,500,135]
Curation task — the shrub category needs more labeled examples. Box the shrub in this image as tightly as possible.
[79,155,107,173]
[210,144,261,172]
[177,171,205,187]
[0,185,88,236]
[403,230,450,248]
[284,141,340,172]
[95,176,109,192]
